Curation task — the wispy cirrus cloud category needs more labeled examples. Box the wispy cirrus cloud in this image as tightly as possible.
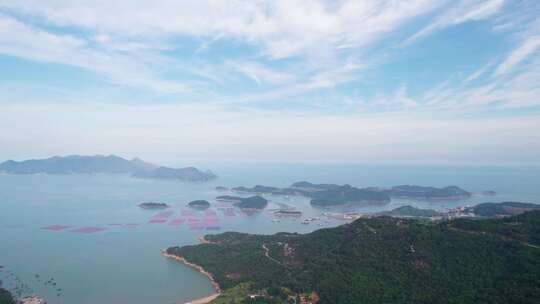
[495,35,540,76]
[0,13,193,93]
[403,0,505,45]
[0,1,539,164]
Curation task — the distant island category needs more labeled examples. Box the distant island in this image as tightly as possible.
[215,195,268,209]
[215,186,229,192]
[0,155,216,182]
[166,210,540,304]
[227,181,470,206]
[310,184,390,206]
[188,200,211,210]
[139,202,169,209]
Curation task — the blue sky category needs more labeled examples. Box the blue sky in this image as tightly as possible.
[0,0,539,165]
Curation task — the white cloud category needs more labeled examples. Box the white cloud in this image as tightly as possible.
[465,60,495,82]
[0,102,538,164]
[0,0,441,59]
[404,0,505,45]
[0,14,191,93]
[495,35,540,76]
[226,61,297,85]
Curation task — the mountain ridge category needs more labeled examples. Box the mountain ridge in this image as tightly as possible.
[0,155,216,182]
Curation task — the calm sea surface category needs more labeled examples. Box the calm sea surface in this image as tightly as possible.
[1,164,539,304]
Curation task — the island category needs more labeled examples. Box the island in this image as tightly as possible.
[214,195,268,209]
[383,185,471,200]
[188,200,211,210]
[228,182,472,205]
[138,202,169,209]
[165,210,540,304]
[232,185,281,194]
[233,196,268,210]
[309,184,390,206]
[215,186,229,192]
[482,190,497,196]
[0,155,216,182]
[378,205,441,218]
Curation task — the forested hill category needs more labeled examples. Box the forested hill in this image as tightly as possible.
[0,288,15,304]
[167,211,540,304]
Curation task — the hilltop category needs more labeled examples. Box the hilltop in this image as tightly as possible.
[166,211,540,304]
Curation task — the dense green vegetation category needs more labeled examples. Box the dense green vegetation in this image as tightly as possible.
[0,288,15,304]
[449,210,540,246]
[168,211,540,304]
[467,201,540,217]
[310,184,390,206]
[227,182,471,206]
[188,200,211,209]
[234,196,268,209]
[215,195,268,209]
[379,205,440,217]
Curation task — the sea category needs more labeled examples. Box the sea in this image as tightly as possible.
[0,163,539,304]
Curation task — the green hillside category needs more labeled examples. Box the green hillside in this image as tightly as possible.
[167,211,540,304]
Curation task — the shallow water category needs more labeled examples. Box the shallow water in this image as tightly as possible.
[0,164,539,304]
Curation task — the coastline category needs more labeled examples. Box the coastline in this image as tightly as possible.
[161,247,221,304]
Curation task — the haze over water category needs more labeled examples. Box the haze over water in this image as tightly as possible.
[1,163,538,304]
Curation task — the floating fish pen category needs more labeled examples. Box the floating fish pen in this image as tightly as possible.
[274,210,302,217]
[148,218,167,224]
[168,219,185,226]
[70,226,106,233]
[41,225,70,231]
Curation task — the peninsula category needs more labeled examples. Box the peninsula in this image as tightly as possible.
[166,210,540,304]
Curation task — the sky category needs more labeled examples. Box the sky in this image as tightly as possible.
[0,0,539,165]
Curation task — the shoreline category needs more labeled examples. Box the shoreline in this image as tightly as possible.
[161,247,221,304]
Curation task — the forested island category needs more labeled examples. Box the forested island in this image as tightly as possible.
[0,155,216,182]
[382,185,471,200]
[228,181,470,207]
[214,195,268,209]
[166,211,540,304]
[188,200,211,209]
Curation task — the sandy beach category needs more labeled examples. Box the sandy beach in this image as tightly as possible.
[161,250,221,304]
